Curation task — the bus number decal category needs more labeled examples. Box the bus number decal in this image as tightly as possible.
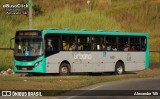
[74,53,92,60]
[110,56,115,59]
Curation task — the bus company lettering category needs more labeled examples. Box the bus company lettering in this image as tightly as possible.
[74,53,92,59]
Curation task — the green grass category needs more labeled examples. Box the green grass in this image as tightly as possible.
[0,68,160,92]
[0,0,160,71]
[33,8,122,30]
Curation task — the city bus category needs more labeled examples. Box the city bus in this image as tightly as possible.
[10,28,149,75]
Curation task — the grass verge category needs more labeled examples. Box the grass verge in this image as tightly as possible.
[0,68,160,95]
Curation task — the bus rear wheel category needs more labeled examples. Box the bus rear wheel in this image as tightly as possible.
[59,63,70,76]
[115,62,124,75]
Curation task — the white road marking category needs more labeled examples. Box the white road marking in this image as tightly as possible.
[65,84,104,99]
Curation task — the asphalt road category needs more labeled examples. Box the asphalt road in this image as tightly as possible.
[1,77,160,99]
[59,77,160,99]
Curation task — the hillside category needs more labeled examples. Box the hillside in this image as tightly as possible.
[0,0,160,70]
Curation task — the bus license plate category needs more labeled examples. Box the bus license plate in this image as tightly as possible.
[22,67,27,70]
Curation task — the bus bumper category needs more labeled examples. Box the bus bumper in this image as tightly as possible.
[13,58,46,73]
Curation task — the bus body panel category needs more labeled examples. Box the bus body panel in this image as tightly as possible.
[45,51,145,73]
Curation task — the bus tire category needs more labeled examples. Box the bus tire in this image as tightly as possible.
[59,63,70,76]
[115,62,124,75]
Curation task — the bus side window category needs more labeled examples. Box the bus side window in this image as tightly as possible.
[118,37,128,51]
[47,39,53,51]
[62,35,76,51]
[77,36,90,51]
[92,36,105,51]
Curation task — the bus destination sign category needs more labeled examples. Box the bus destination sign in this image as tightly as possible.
[18,32,38,36]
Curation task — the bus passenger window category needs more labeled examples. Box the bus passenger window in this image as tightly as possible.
[47,39,53,51]
[106,36,117,51]
[77,36,91,51]
[62,35,76,51]
[92,36,105,51]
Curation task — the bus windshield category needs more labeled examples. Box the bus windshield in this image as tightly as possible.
[15,37,43,56]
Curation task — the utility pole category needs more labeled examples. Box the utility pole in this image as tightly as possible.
[29,0,32,29]
[87,0,91,11]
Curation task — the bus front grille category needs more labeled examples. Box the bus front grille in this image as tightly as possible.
[16,66,34,70]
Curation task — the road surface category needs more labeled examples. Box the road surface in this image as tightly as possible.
[1,77,160,99]
[59,77,160,99]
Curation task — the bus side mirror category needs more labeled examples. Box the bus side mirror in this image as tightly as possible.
[10,37,15,50]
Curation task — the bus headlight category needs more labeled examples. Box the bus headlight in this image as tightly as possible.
[34,60,42,67]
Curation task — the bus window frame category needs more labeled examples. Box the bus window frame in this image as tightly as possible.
[43,33,147,52]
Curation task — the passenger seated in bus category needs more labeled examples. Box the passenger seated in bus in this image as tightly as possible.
[18,43,22,53]
[69,43,76,51]
[136,45,140,51]
[47,39,54,51]
[124,44,129,51]
[97,45,101,50]
[107,45,111,51]
[92,43,96,50]
[31,47,36,53]
[130,46,136,51]
[78,43,83,50]
[30,44,36,53]
[22,46,25,53]
[102,43,106,50]
[141,45,145,51]
[112,46,117,51]
[63,41,69,50]
[72,43,76,50]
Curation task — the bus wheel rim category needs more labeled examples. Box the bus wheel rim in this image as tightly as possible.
[62,67,68,74]
[117,66,123,74]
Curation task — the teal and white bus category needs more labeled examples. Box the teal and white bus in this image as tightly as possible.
[10,28,149,75]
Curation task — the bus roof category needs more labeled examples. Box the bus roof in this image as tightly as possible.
[17,28,148,37]
[42,28,148,37]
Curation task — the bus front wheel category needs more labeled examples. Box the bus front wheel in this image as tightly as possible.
[115,62,124,75]
[59,63,70,76]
